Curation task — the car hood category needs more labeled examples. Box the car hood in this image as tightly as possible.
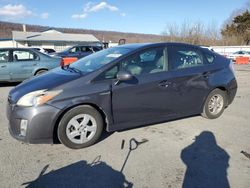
[9,68,83,104]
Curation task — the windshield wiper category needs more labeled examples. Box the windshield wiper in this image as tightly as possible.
[62,64,82,74]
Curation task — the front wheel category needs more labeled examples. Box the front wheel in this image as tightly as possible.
[201,89,227,119]
[58,105,103,149]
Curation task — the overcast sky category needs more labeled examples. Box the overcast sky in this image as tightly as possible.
[0,0,249,34]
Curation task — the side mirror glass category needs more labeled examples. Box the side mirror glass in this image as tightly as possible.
[115,71,133,85]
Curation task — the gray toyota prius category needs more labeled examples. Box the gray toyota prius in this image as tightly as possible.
[7,43,237,149]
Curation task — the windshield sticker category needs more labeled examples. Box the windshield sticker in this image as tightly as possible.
[106,54,122,58]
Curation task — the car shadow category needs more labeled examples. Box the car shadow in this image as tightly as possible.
[22,137,149,188]
[0,82,20,87]
[53,131,114,145]
[117,114,198,133]
[181,131,230,188]
[98,131,114,143]
[22,156,133,188]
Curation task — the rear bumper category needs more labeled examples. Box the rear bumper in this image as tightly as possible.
[227,78,237,105]
[6,102,61,144]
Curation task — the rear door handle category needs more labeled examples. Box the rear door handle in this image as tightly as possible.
[202,71,210,78]
[1,65,6,68]
[158,80,171,88]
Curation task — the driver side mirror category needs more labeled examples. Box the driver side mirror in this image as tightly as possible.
[115,71,133,85]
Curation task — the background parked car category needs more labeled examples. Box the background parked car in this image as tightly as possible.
[200,46,214,52]
[44,48,56,54]
[228,51,250,61]
[31,47,56,54]
[51,45,103,59]
[0,48,61,82]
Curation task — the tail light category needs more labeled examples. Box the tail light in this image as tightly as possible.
[60,58,65,67]
[229,60,235,75]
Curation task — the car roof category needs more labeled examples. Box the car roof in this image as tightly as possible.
[72,44,102,47]
[116,42,202,50]
[0,47,37,51]
[0,42,202,51]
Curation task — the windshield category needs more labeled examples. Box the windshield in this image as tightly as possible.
[70,47,132,73]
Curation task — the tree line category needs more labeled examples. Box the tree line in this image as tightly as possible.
[162,10,250,46]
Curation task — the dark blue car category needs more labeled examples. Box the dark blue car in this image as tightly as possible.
[7,43,237,149]
[52,45,103,59]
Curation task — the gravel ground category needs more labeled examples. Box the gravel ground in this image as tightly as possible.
[0,65,250,188]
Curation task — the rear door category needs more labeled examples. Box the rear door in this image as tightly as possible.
[10,49,40,81]
[0,49,11,81]
[166,44,213,114]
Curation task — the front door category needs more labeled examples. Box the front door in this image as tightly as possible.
[111,46,179,129]
[0,49,11,81]
[10,49,39,81]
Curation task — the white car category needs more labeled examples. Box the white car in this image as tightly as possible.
[200,46,214,51]
[228,51,250,61]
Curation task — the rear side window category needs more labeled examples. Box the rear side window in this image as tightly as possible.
[0,50,9,63]
[13,50,39,61]
[168,45,204,70]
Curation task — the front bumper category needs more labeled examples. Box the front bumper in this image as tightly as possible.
[6,102,61,144]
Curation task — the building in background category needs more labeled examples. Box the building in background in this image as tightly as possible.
[0,27,101,52]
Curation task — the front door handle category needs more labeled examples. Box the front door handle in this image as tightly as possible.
[1,65,6,68]
[158,80,171,88]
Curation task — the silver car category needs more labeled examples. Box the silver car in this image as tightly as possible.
[0,48,61,82]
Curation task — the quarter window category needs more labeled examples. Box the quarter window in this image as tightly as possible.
[97,66,119,80]
[169,46,204,70]
[13,50,39,61]
[204,52,215,64]
[0,50,9,63]
[121,47,166,76]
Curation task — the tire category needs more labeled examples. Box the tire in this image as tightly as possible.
[57,105,103,149]
[201,89,227,119]
[35,69,47,76]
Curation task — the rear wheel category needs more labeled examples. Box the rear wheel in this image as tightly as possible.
[58,105,103,149]
[202,89,227,119]
[35,69,47,76]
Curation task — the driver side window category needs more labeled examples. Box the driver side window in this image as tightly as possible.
[121,47,166,76]
[70,47,80,53]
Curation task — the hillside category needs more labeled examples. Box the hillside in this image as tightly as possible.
[0,21,163,43]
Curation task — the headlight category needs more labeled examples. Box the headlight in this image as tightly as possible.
[17,89,62,107]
